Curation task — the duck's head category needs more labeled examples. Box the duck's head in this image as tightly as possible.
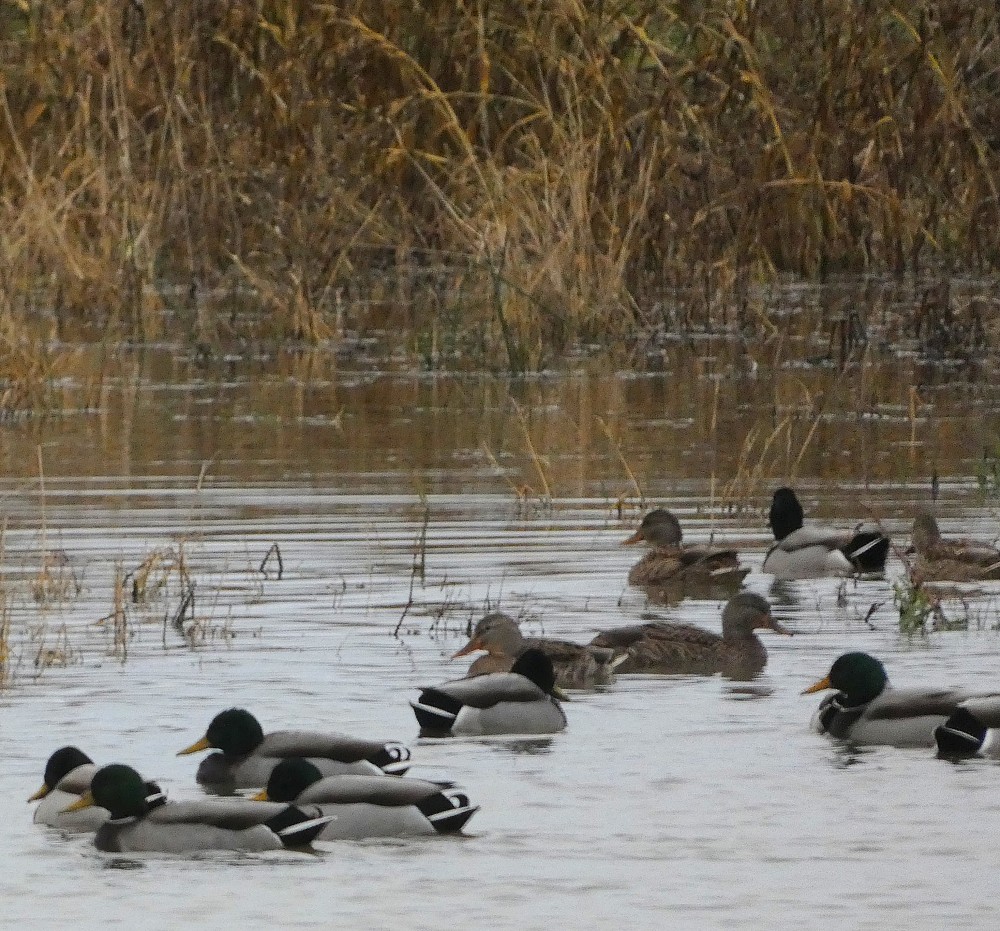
[28,746,94,802]
[253,758,323,803]
[177,708,265,758]
[721,592,789,637]
[61,764,161,820]
[802,652,888,704]
[510,648,569,699]
[768,487,804,541]
[623,509,683,548]
[452,612,524,659]
[910,512,941,555]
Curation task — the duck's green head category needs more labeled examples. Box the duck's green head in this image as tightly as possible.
[511,647,570,699]
[63,764,148,819]
[769,487,804,541]
[624,509,682,548]
[254,758,323,803]
[29,746,94,802]
[803,652,888,704]
[178,708,265,758]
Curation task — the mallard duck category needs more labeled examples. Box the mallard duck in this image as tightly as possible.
[411,648,567,737]
[589,591,786,679]
[908,512,1000,582]
[29,747,162,833]
[623,509,750,588]
[803,651,1000,754]
[252,758,478,838]
[63,764,332,853]
[178,708,411,789]
[452,612,620,689]
[763,487,889,579]
[29,747,107,832]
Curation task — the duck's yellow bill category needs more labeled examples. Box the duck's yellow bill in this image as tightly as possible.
[62,790,95,813]
[177,736,211,756]
[250,790,269,802]
[802,675,832,695]
[552,685,571,702]
[28,783,51,802]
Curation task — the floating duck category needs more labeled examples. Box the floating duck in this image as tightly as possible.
[763,487,889,578]
[908,512,1000,582]
[803,651,1000,754]
[411,648,567,737]
[178,708,411,789]
[63,763,331,853]
[253,758,478,838]
[623,509,749,588]
[589,592,787,679]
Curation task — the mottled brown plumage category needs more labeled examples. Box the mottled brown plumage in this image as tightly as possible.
[452,612,619,690]
[910,512,1000,582]
[589,592,788,680]
[624,509,749,588]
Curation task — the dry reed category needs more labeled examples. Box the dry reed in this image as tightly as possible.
[0,2,996,372]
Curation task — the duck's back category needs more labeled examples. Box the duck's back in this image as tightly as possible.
[591,622,725,674]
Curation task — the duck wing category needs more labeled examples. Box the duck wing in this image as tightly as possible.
[148,797,298,829]
[775,525,849,552]
[418,672,547,709]
[591,622,722,672]
[258,730,410,771]
[297,774,445,806]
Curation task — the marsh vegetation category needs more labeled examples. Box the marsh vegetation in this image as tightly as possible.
[0,1,998,379]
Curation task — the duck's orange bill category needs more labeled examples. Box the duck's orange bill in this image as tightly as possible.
[802,675,832,695]
[177,736,211,756]
[622,530,643,546]
[28,783,51,802]
[62,790,95,813]
[251,790,269,802]
[451,637,483,659]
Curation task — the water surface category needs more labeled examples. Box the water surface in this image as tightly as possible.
[3,348,1000,928]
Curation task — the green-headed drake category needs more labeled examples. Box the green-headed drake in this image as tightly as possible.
[63,764,331,853]
[909,512,1000,582]
[763,488,889,579]
[29,747,161,833]
[452,612,620,690]
[412,648,567,737]
[253,759,478,839]
[623,509,749,589]
[589,592,788,680]
[178,708,411,790]
[29,747,107,832]
[804,651,1000,755]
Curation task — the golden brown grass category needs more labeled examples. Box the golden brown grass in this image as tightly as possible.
[0,2,998,372]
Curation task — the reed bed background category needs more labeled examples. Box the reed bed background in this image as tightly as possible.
[1,1,998,371]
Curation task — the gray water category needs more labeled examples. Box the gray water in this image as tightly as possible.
[3,349,1000,928]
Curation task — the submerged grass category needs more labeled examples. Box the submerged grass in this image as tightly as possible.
[0,2,998,372]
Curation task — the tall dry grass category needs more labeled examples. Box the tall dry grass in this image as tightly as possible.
[0,1,997,371]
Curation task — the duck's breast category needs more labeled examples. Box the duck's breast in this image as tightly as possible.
[34,788,109,832]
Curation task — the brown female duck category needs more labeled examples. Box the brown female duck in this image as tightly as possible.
[909,512,1000,582]
[588,592,788,680]
[452,612,619,690]
[623,509,749,588]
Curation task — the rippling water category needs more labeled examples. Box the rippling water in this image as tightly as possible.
[3,349,1000,928]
